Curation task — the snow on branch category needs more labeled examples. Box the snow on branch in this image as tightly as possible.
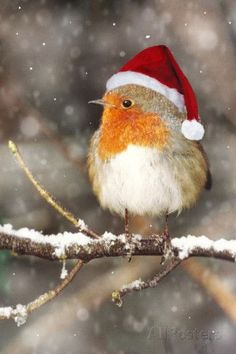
[0,259,83,326]
[0,224,235,262]
[0,223,236,325]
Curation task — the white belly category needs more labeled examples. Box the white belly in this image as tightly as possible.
[95,145,183,216]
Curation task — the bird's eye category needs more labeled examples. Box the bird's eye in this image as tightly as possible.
[122,99,134,109]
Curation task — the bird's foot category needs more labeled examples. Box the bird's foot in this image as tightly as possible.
[160,229,175,265]
[124,208,132,262]
[125,232,133,262]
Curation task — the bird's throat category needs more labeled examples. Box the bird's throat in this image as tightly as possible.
[98,110,170,161]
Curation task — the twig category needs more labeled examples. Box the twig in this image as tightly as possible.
[112,258,181,306]
[0,260,83,325]
[2,140,99,327]
[8,140,99,239]
[2,257,161,353]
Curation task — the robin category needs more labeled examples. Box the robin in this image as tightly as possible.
[88,45,211,258]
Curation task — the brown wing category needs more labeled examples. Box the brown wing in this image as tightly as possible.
[197,143,212,190]
[205,168,212,190]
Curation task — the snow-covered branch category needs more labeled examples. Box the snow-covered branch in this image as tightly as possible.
[0,223,236,325]
[0,224,235,262]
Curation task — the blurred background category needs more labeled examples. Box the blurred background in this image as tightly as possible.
[0,0,236,353]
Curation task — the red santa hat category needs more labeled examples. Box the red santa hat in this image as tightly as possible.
[106,45,204,141]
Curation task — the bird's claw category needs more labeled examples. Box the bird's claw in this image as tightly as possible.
[126,232,133,262]
[160,244,174,265]
[124,208,132,261]
[160,230,175,265]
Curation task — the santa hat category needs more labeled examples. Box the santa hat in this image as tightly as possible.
[106,45,204,141]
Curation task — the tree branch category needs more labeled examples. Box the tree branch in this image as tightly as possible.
[8,141,99,240]
[0,260,83,326]
[112,258,181,306]
[0,223,235,324]
[0,224,235,262]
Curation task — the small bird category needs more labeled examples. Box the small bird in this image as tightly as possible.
[88,45,211,253]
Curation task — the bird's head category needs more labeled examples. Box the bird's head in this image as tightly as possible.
[89,84,186,160]
[90,84,184,125]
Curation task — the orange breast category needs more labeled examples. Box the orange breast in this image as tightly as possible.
[98,104,170,161]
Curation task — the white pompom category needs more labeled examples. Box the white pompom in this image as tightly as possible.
[181,119,205,141]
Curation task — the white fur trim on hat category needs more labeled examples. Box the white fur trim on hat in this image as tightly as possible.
[181,119,205,141]
[106,71,185,112]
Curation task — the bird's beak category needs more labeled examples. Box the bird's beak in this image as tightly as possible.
[88,99,116,108]
[88,99,106,106]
